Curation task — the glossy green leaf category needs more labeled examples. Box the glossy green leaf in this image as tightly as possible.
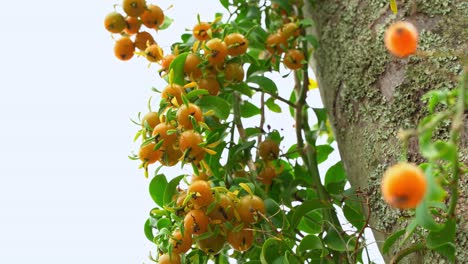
[265,97,282,113]
[232,83,254,97]
[323,228,346,252]
[197,96,231,120]
[324,161,347,195]
[186,89,209,100]
[416,199,443,232]
[168,52,189,86]
[163,175,184,205]
[144,218,155,242]
[149,174,168,207]
[316,145,334,164]
[260,238,287,264]
[427,218,456,250]
[156,217,172,230]
[241,101,261,118]
[297,210,322,234]
[247,76,278,94]
[298,235,322,253]
[265,198,288,228]
[159,16,173,30]
[382,229,405,254]
[290,199,328,230]
[343,198,365,230]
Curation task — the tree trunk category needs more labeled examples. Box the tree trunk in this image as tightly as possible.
[304,0,467,263]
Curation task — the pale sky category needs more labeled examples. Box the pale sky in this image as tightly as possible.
[0,1,383,263]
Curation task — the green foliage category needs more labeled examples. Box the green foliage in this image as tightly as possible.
[104,0,466,263]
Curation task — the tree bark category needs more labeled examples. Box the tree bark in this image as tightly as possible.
[304,0,467,263]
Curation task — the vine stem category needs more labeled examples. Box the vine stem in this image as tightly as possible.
[256,91,266,160]
[232,91,266,199]
[249,86,297,108]
[447,67,467,217]
[390,243,425,264]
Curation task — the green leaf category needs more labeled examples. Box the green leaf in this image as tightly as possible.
[232,83,254,97]
[241,101,261,118]
[323,228,346,252]
[324,161,347,195]
[163,175,184,205]
[415,199,443,232]
[312,108,327,126]
[298,235,322,253]
[297,210,322,234]
[266,97,282,113]
[432,243,456,263]
[247,76,278,94]
[144,218,155,242]
[149,174,168,207]
[304,35,319,49]
[290,199,328,230]
[289,91,297,117]
[402,219,418,244]
[427,218,456,250]
[343,199,365,230]
[286,144,300,159]
[260,238,287,264]
[316,145,333,164]
[265,198,287,229]
[245,127,263,138]
[422,164,447,202]
[159,16,173,30]
[156,217,172,230]
[219,0,229,10]
[382,229,405,254]
[197,96,231,120]
[186,89,209,100]
[168,52,189,86]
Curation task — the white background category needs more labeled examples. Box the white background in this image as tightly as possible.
[0,0,383,263]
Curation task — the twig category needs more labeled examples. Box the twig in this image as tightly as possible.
[390,243,425,264]
[250,86,296,108]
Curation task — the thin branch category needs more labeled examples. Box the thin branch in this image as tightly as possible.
[448,67,467,217]
[390,243,425,264]
[250,86,296,108]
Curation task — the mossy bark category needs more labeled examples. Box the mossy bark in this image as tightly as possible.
[304,0,467,263]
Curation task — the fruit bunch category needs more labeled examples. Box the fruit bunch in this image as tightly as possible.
[104,0,166,62]
[164,177,266,262]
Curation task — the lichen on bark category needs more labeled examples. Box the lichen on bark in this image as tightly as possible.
[305,0,467,263]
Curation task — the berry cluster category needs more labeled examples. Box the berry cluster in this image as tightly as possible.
[104,0,165,61]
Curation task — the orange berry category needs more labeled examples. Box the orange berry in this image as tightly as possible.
[283,49,305,70]
[158,253,181,264]
[177,103,204,129]
[145,44,164,62]
[141,112,160,129]
[134,31,155,51]
[384,21,418,58]
[184,209,210,235]
[114,37,135,61]
[381,163,427,209]
[204,38,228,66]
[184,53,203,79]
[208,194,234,221]
[179,130,205,163]
[122,0,147,17]
[197,233,226,254]
[159,146,182,167]
[141,4,165,29]
[170,229,192,253]
[266,33,287,54]
[257,166,277,185]
[124,16,141,35]
[193,22,211,41]
[224,63,244,83]
[227,225,254,252]
[161,54,176,71]
[138,143,162,164]
[258,139,280,161]
[152,123,178,148]
[237,195,266,224]
[280,22,300,39]
[104,12,126,33]
[198,77,220,96]
[224,33,249,56]
[188,180,213,209]
[161,84,185,106]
